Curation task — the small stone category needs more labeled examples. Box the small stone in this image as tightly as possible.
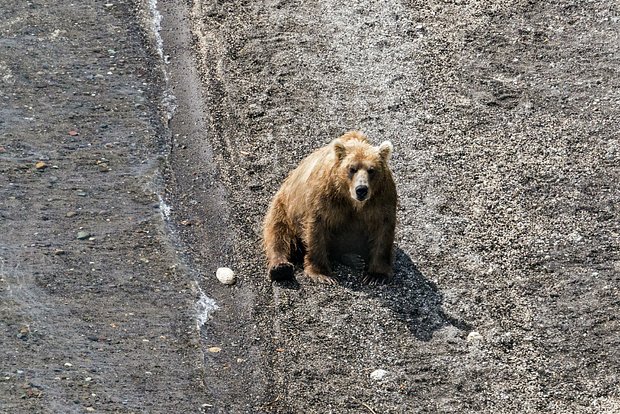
[98,163,110,172]
[467,331,483,342]
[370,369,388,380]
[216,267,236,285]
[207,347,221,353]
[76,191,87,197]
[68,130,79,136]
[248,103,265,117]
[54,249,66,255]
[66,211,77,217]
[77,231,90,240]
[64,362,72,367]
[35,161,48,170]
[17,326,30,339]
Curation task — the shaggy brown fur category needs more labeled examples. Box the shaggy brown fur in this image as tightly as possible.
[263,131,397,285]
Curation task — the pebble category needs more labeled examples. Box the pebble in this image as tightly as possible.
[370,369,388,380]
[216,267,236,285]
[35,161,48,170]
[66,211,77,217]
[248,103,265,117]
[17,326,30,339]
[207,347,222,353]
[77,231,91,240]
[467,331,483,342]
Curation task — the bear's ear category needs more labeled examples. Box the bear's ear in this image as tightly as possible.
[333,139,347,161]
[378,141,393,161]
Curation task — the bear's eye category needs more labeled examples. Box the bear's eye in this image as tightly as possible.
[349,167,358,175]
[368,167,375,176]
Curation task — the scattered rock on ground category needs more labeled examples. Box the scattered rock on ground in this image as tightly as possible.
[216,267,236,285]
[467,331,484,342]
[370,369,388,381]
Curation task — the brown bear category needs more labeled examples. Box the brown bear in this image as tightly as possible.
[263,131,397,285]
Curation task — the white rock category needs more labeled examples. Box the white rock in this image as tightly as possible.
[370,369,388,380]
[216,267,236,285]
[467,331,483,342]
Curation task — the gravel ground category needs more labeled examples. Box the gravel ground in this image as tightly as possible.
[1,0,619,413]
[0,1,207,412]
[175,0,620,412]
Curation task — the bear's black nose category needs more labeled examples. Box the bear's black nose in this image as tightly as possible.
[355,185,368,200]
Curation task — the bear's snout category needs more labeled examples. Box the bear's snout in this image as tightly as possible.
[355,185,369,201]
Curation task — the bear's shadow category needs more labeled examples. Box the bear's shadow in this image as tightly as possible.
[274,246,470,341]
[356,247,471,341]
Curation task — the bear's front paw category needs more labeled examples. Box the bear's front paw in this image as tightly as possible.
[361,272,392,286]
[305,269,338,285]
[269,262,295,281]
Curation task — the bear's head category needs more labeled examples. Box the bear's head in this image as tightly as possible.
[332,134,393,204]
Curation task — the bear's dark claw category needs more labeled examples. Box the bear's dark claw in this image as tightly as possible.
[362,272,392,285]
[306,272,338,285]
[269,262,295,281]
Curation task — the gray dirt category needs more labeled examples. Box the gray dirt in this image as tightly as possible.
[1,0,619,413]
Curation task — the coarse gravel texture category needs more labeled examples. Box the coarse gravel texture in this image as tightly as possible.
[1,0,619,413]
[0,1,208,412]
[172,0,620,412]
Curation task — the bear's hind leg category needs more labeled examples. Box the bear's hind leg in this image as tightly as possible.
[263,201,295,281]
